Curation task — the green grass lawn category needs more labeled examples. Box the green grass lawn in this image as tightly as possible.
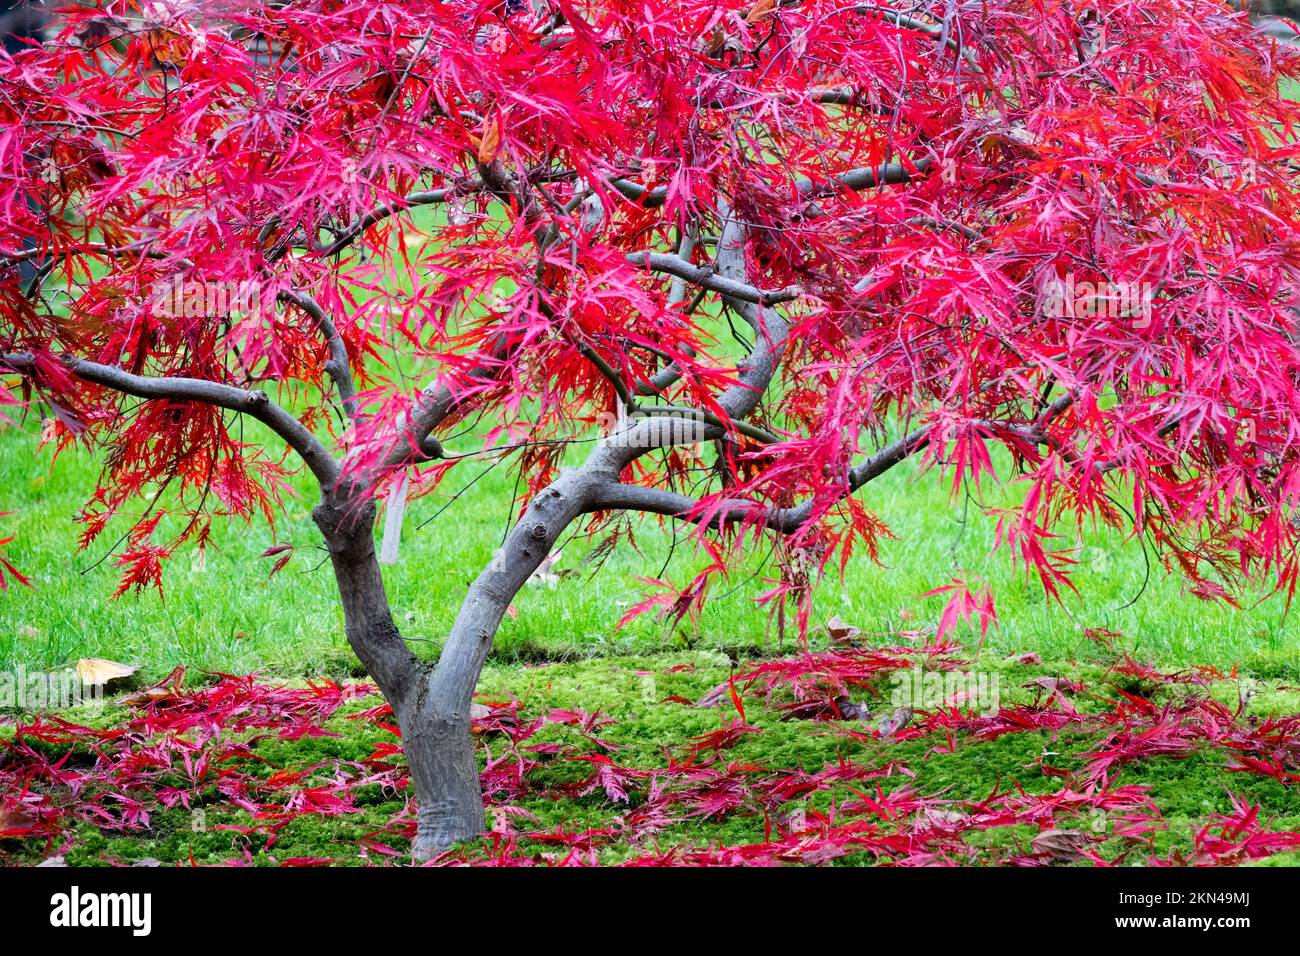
[0,410,1297,683]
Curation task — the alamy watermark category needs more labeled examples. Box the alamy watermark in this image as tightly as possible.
[598,407,710,449]
[0,665,105,715]
[889,665,1000,716]
[1041,272,1154,327]
[50,886,151,936]
[150,277,261,318]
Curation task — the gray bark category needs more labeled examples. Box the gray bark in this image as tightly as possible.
[391,204,797,859]
[315,468,608,861]
[313,486,420,708]
[406,469,600,859]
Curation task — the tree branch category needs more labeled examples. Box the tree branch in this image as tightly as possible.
[609,158,929,210]
[276,289,359,419]
[590,394,1080,533]
[636,230,701,397]
[314,186,474,259]
[625,250,802,304]
[1,352,340,486]
[797,157,934,201]
[589,201,789,468]
[590,425,929,533]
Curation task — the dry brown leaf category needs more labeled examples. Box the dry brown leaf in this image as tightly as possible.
[745,0,777,24]
[701,25,725,55]
[1024,675,1080,694]
[146,29,190,68]
[833,694,870,721]
[825,615,861,644]
[1031,828,1090,863]
[0,805,33,832]
[477,114,502,164]
[120,665,186,707]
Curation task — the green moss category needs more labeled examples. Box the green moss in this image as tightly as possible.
[6,650,1300,866]
[1246,849,1300,866]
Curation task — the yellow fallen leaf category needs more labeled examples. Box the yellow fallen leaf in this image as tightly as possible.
[75,657,137,686]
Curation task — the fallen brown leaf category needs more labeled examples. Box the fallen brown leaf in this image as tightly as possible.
[1031,828,1090,863]
[825,615,861,644]
[120,665,186,707]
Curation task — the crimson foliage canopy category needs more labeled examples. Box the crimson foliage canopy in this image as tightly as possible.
[4,0,1300,633]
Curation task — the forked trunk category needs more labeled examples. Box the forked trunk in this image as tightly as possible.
[404,472,594,859]
[316,472,597,862]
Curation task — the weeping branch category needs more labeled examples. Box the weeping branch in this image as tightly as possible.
[625,250,802,304]
[589,393,1080,533]
[589,425,929,533]
[277,289,359,419]
[1,351,340,486]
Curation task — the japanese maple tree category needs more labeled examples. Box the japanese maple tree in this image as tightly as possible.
[4,0,1300,858]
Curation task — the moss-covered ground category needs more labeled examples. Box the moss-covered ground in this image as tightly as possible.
[4,634,1299,866]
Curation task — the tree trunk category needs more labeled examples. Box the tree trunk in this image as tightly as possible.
[313,471,601,862]
[313,488,421,710]
[315,486,485,860]
[316,483,494,861]
[407,470,598,860]
[401,698,484,861]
